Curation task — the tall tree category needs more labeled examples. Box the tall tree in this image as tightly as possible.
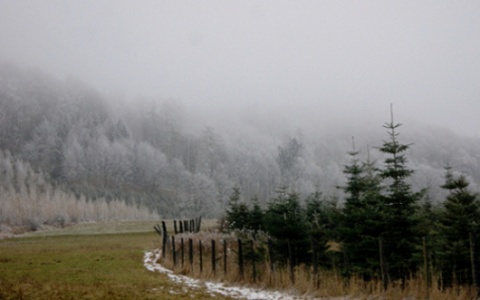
[340,142,384,280]
[439,166,480,286]
[378,107,422,283]
[263,187,310,265]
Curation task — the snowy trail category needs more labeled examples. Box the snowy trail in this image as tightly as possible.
[143,250,352,300]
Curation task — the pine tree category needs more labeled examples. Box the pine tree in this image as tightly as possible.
[263,187,310,265]
[225,187,250,231]
[340,142,384,280]
[305,190,331,269]
[247,197,264,232]
[439,167,480,286]
[378,108,422,283]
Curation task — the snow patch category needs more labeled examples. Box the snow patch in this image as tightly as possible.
[144,249,352,300]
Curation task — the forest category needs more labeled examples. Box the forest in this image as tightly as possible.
[1,62,480,231]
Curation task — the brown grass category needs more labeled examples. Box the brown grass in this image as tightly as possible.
[159,230,480,300]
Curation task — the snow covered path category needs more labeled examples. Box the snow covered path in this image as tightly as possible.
[143,249,352,300]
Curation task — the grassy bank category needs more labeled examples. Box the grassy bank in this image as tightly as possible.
[0,222,232,300]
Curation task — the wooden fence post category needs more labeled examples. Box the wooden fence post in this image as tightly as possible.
[238,239,244,278]
[153,224,162,236]
[172,236,176,267]
[161,221,168,258]
[181,237,185,268]
[196,216,202,233]
[189,238,193,267]
[212,239,216,274]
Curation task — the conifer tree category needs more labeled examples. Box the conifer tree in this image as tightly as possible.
[340,142,384,280]
[439,166,480,286]
[305,190,331,268]
[247,197,264,232]
[378,107,422,283]
[225,187,250,231]
[263,187,310,265]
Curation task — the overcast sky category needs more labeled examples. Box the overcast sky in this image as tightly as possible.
[1,1,479,137]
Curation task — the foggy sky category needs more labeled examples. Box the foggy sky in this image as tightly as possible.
[1,1,480,137]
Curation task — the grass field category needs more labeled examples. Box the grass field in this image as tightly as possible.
[0,221,234,300]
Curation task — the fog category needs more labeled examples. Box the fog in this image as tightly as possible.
[1,1,480,137]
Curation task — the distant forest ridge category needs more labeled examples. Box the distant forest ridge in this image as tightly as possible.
[1,63,480,220]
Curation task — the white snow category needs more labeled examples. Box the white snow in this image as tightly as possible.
[143,249,353,300]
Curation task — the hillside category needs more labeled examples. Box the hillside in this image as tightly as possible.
[1,63,479,220]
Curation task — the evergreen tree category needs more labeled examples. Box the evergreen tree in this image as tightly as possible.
[247,197,264,232]
[263,187,310,265]
[439,166,480,286]
[340,143,384,280]
[305,190,331,268]
[225,187,250,231]
[378,109,422,283]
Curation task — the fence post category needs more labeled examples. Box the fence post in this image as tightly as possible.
[181,237,185,268]
[212,239,216,274]
[189,238,193,267]
[223,239,227,276]
[172,235,176,268]
[199,240,203,273]
[196,216,202,233]
[161,221,168,258]
[238,239,244,278]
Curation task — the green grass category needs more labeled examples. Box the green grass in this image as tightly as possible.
[0,222,233,300]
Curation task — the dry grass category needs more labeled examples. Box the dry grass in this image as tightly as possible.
[160,230,480,300]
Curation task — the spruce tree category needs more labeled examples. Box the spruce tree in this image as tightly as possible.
[340,143,384,280]
[225,187,250,231]
[263,187,310,265]
[439,167,480,286]
[378,109,422,283]
[305,190,333,268]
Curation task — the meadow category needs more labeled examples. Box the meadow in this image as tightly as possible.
[0,221,234,300]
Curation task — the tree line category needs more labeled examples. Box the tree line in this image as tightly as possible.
[1,63,480,222]
[224,114,480,290]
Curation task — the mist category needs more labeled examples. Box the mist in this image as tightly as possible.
[1,1,480,137]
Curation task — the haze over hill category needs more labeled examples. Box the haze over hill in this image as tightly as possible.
[1,64,480,221]
[1,1,479,138]
[1,2,480,222]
